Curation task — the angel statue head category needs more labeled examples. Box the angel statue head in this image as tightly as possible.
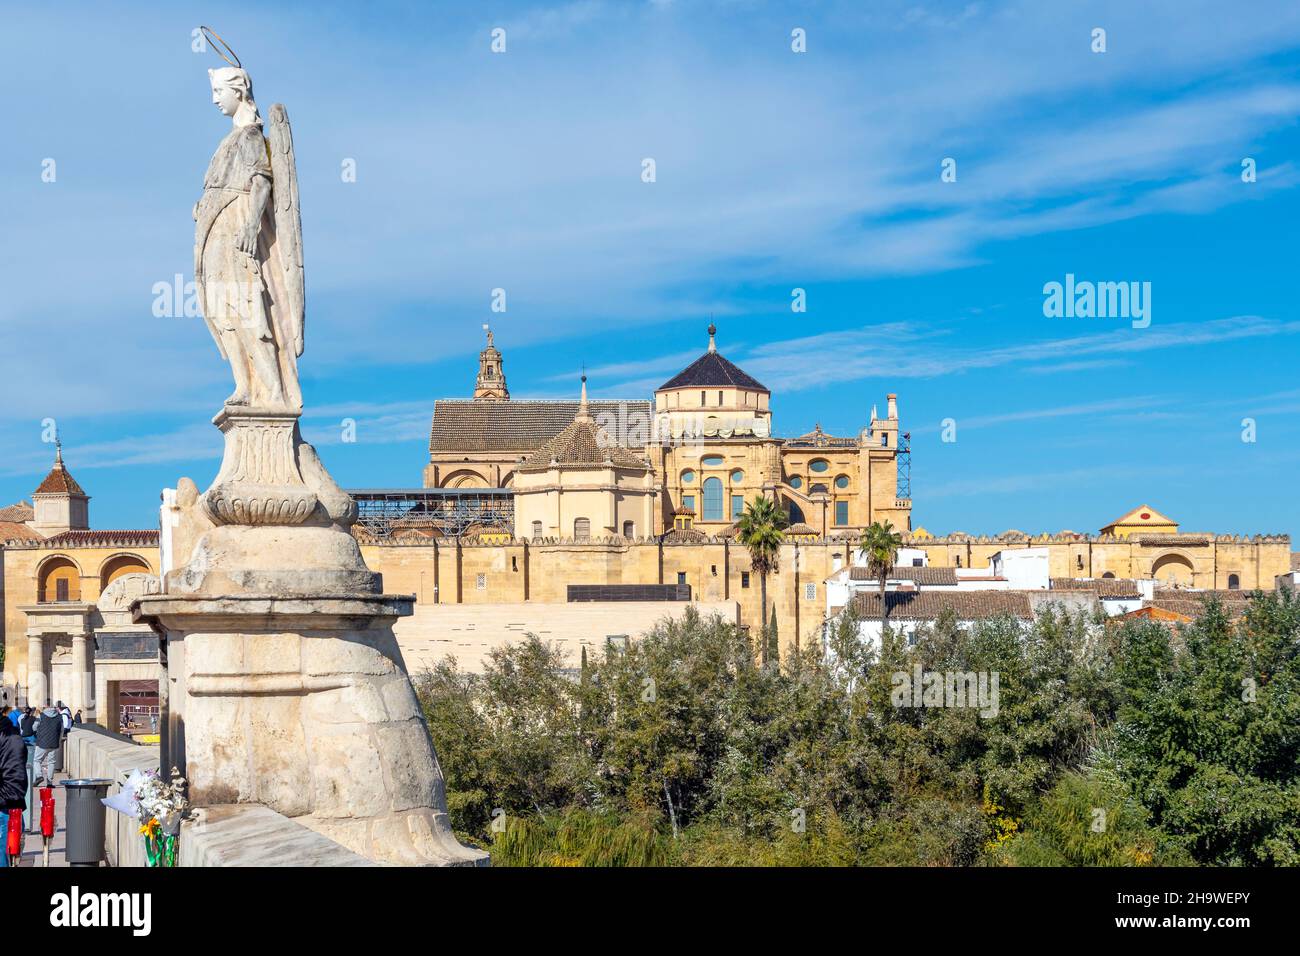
[209,66,262,127]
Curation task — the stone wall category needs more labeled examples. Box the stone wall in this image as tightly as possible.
[363,537,845,663]
[395,599,740,673]
[64,726,377,867]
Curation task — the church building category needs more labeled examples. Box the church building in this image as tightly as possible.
[422,324,912,539]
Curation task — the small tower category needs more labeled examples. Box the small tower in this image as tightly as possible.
[30,440,90,536]
[473,324,510,401]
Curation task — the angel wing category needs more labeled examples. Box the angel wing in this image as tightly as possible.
[267,103,305,356]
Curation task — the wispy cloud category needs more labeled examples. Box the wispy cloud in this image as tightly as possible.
[606,315,1300,395]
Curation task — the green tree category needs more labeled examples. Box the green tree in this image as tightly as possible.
[736,496,787,669]
[996,772,1190,866]
[1108,592,1300,864]
[858,521,902,627]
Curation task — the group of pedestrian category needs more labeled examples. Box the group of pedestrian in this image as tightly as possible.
[0,700,75,866]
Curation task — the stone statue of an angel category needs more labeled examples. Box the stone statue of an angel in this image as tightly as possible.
[195,61,305,413]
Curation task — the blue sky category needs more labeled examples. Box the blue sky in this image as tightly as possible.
[2,0,1299,539]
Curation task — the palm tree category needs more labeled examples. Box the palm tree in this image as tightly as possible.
[858,520,903,629]
[736,496,787,669]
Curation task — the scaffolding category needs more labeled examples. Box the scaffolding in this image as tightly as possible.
[897,432,911,500]
[348,488,515,539]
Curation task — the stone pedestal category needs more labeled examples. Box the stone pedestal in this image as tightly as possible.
[137,592,484,866]
[136,412,487,866]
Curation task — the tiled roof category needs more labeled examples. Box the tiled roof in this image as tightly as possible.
[0,521,43,543]
[518,416,649,472]
[658,352,768,392]
[852,565,959,586]
[38,530,159,548]
[0,500,34,522]
[1152,587,1252,600]
[35,462,86,496]
[429,399,651,453]
[1051,577,1142,598]
[850,590,1036,621]
[787,522,818,535]
[1145,592,1251,620]
[661,527,707,543]
[1133,533,1211,546]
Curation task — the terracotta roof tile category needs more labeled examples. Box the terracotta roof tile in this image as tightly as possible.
[851,565,959,586]
[850,590,1037,621]
[429,399,651,453]
[34,463,86,496]
[1051,577,1142,598]
[38,530,158,548]
[0,520,43,543]
[518,416,650,472]
[0,500,34,522]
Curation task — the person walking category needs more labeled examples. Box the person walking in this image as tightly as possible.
[0,718,28,868]
[57,701,72,736]
[17,709,36,833]
[32,705,61,788]
[4,706,20,731]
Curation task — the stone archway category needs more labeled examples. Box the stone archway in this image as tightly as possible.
[1151,553,1195,587]
[442,469,489,489]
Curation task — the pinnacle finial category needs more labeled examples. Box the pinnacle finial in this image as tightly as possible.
[707,322,717,353]
[576,372,591,421]
[54,436,63,467]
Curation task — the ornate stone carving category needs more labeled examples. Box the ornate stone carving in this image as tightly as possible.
[134,35,487,866]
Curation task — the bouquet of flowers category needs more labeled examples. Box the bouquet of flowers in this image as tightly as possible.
[102,767,190,867]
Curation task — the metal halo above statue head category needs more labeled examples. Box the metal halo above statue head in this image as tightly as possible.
[199,25,241,68]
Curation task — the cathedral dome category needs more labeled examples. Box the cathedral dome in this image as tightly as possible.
[657,323,768,392]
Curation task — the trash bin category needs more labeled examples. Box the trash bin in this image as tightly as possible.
[60,779,112,867]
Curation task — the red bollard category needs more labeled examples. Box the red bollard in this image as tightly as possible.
[5,808,22,862]
[38,788,55,867]
[39,788,55,839]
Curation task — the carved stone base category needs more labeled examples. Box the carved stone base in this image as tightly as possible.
[164,524,381,595]
[202,408,318,526]
[134,593,488,867]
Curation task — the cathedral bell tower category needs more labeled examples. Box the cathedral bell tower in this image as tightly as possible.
[473,324,510,401]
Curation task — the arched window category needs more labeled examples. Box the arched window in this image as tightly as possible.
[1228,573,1240,590]
[810,483,828,494]
[574,518,591,540]
[531,521,543,539]
[1101,571,1115,579]
[702,477,723,521]
[622,520,635,538]
[38,557,80,603]
[101,554,151,586]
[788,502,805,524]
